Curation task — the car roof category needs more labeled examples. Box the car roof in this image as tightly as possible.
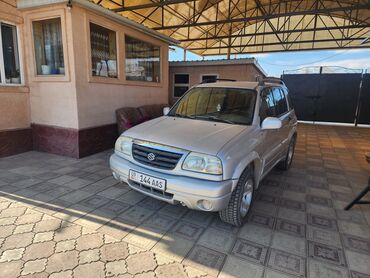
[195,81,285,90]
[196,81,259,89]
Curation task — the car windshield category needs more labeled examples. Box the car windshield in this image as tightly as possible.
[168,87,256,125]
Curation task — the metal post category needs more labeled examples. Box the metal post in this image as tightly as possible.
[184,49,187,61]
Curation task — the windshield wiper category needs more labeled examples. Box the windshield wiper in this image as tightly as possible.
[194,115,235,124]
[174,113,195,119]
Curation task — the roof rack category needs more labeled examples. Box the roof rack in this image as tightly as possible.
[201,78,236,84]
[257,76,285,86]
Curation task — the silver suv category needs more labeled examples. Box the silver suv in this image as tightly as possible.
[110,78,297,226]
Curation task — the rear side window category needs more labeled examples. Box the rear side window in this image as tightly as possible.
[260,88,276,121]
[281,88,293,110]
[273,87,288,116]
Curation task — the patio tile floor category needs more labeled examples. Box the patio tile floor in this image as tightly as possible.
[0,124,370,277]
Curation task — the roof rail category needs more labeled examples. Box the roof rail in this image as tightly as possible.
[257,76,285,86]
[201,78,236,84]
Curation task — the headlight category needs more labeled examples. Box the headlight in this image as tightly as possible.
[115,136,132,156]
[182,152,222,175]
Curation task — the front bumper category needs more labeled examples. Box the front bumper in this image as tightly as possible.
[110,153,235,211]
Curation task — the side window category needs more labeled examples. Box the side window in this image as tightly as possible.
[282,88,293,110]
[260,88,276,122]
[273,87,288,116]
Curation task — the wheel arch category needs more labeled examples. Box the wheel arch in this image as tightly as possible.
[231,152,263,191]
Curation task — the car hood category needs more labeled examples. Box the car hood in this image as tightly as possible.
[123,116,248,155]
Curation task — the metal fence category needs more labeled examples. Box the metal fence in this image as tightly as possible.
[282,66,370,125]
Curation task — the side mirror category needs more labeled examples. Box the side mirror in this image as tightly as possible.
[261,117,282,130]
[163,107,170,116]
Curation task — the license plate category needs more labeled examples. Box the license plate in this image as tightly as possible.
[129,170,166,191]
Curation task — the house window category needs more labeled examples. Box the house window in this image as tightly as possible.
[201,74,218,83]
[173,74,189,97]
[90,23,117,78]
[125,35,160,83]
[0,22,21,84]
[32,18,64,75]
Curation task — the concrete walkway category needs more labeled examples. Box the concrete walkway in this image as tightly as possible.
[0,124,370,278]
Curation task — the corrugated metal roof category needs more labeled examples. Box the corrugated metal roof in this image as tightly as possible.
[92,0,370,56]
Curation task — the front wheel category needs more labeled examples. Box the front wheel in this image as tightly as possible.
[219,165,254,227]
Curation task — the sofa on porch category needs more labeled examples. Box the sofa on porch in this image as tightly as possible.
[116,104,168,134]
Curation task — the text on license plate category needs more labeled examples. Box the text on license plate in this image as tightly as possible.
[129,170,166,191]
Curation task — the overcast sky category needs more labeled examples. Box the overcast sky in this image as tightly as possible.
[169,47,370,77]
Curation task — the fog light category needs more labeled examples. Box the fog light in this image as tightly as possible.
[197,200,213,211]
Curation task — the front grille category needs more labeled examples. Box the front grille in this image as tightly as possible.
[132,143,183,170]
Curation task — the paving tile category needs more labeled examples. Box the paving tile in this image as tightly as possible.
[0,224,15,238]
[158,204,188,218]
[152,235,194,262]
[137,197,166,210]
[100,241,129,262]
[2,232,34,250]
[267,249,306,277]
[335,209,367,225]
[219,255,264,278]
[126,251,157,275]
[22,258,47,275]
[351,271,370,278]
[307,214,338,231]
[106,260,128,277]
[264,268,298,278]
[271,232,306,257]
[341,234,370,255]
[155,263,188,278]
[308,241,346,267]
[23,241,55,261]
[33,219,61,233]
[118,206,154,225]
[55,239,76,252]
[238,223,272,246]
[345,250,370,275]
[280,198,306,211]
[181,210,215,227]
[141,213,177,233]
[184,245,226,277]
[306,225,342,248]
[124,226,163,250]
[248,212,276,228]
[76,233,104,251]
[170,221,204,241]
[231,238,268,265]
[277,208,306,224]
[79,248,100,264]
[306,195,333,208]
[198,227,236,253]
[275,219,306,238]
[308,258,349,278]
[80,195,111,209]
[0,260,23,278]
[0,248,24,262]
[54,225,82,241]
[210,217,240,234]
[73,261,105,278]
[46,250,79,273]
[338,221,370,239]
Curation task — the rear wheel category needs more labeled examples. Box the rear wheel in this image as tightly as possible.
[277,135,296,170]
[219,165,254,226]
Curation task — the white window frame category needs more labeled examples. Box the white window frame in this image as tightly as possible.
[0,20,24,86]
[200,73,219,83]
[173,73,190,98]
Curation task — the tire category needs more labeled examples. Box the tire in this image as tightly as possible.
[277,135,296,171]
[219,165,254,227]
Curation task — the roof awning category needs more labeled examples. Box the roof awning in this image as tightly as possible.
[92,0,370,56]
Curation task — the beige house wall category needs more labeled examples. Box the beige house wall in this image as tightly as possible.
[71,5,169,129]
[22,5,79,129]
[0,0,30,130]
[169,63,265,104]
